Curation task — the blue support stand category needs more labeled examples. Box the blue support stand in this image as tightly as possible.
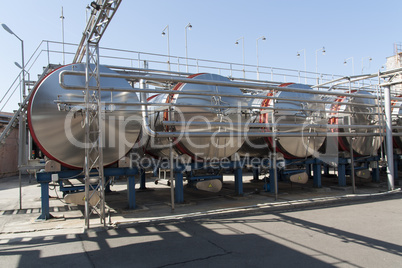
[36,167,139,218]
[252,165,259,181]
[313,163,322,188]
[338,163,347,186]
[306,164,312,180]
[175,171,184,203]
[394,156,399,180]
[323,164,330,176]
[139,169,146,190]
[234,163,243,195]
[128,175,136,209]
[269,167,276,193]
[372,166,380,183]
[38,181,51,220]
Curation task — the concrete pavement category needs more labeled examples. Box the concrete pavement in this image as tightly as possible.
[0,173,401,267]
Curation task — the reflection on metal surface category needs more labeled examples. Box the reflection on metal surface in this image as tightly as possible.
[145,73,248,160]
[239,83,327,159]
[329,90,383,156]
[28,63,141,168]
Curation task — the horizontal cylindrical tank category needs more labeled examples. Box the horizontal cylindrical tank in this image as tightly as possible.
[144,73,248,160]
[28,63,142,169]
[328,90,382,156]
[238,83,327,159]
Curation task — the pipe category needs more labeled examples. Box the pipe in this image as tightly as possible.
[313,66,402,88]
[349,80,356,194]
[140,79,157,138]
[56,99,383,116]
[384,85,395,191]
[142,130,381,138]
[59,70,379,99]
[272,109,278,200]
[162,121,385,130]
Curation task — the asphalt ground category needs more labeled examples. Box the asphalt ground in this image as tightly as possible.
[0,172,401,267]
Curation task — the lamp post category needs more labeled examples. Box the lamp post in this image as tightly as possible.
[2,23,25,98]
[60,6,65,65]
[361,56,372,74]
[235,37,245,78]
[185,22,192,73]
[297,49,307,83]
[344,57,355,76]
[315,46,326,80]
[2,23,25,210]
[256,36,266,80]
[162,25,170,71]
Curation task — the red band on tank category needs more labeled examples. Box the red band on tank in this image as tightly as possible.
[163,73,206,161]
[27,64,82,169]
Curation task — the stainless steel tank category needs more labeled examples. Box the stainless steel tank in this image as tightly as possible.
[328,90,382,156]
[145,73,248,160]
[238,83,327,159]
[28,63,142,168]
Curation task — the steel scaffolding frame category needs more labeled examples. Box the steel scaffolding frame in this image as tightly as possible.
[77,0,122,228]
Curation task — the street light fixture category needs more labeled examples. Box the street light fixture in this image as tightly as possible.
[162,25,170,71]
[344,57,355,75]
[315,46,325,77]
[2,23,25,98]
[361,56,372,74]
[297,48,307,83]
[185,22,192,72]
[235,37,245,78]
[256,36,266,80]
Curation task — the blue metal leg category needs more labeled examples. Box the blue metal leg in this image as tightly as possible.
[37,181,51,220]
[139,169,146,190]
[394,157,399,180]
[105,177,111,193]
[338,164,346,186]
[306,164,312,180]
[175,172,184,203]
[323,164,330,176]
[234,165,243,195]
[252,166,259,181]
[313,163,322,188]
[372,167,380,183]
[269,168,275,193]
[128,176,136,209]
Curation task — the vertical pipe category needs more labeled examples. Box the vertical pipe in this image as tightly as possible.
[170,142,175,210]
[46,41,50,65]
[349,138,356,193]
[19,171,22,210]
[271,111,278,200]
[84,34,90,230]
[168,78,175,209]
[384,85,395,191]
[95,43,106,227]
[349,80,356,194]
[18,111,23,210]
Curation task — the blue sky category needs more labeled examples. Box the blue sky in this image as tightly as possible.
[1,0,401,112]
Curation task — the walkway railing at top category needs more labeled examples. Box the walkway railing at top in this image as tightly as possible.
[0,40,379,112]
